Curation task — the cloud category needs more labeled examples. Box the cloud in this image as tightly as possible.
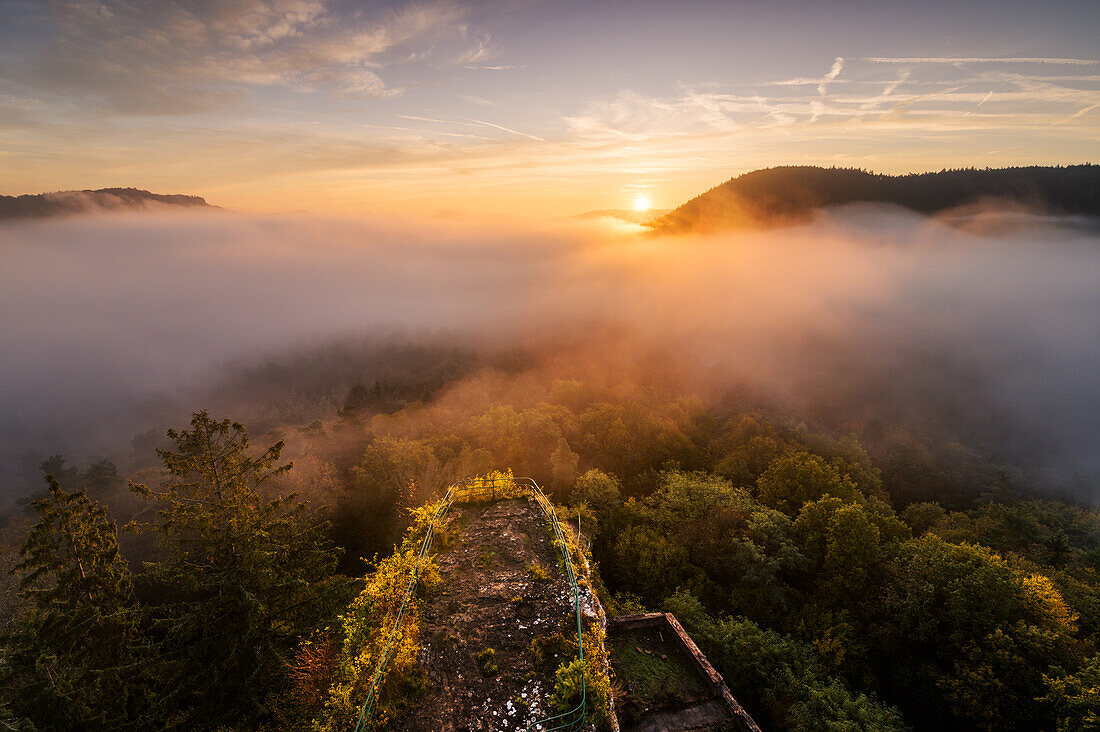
[562,57,1100,149]
[818,57,844,96]
[865,57,1100,65]
[1,0,492,114]
[460,94,496,106]
[1071,102,1100,118]
[451,34,503,67]
[882,68,911,97]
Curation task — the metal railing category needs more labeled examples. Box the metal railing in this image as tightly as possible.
[353,476,586,731]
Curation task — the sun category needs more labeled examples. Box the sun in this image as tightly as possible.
[633,195,651,212]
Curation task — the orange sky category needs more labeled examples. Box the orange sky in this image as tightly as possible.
[1,1,1098,217]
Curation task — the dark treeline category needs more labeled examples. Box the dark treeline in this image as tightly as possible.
[651,165,1100,232]
[1,339,1098,730]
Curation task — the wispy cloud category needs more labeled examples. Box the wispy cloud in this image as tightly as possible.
[818,57,845,96]
[554,55,1100,186]
[451,35,504,68]
[882,69,911,96]
[398,114,455,124]
[1071,102,1100,118]
[811,57,844,122]
[2,32,1096,216]
[460,94,496,106]
[1,0,493,114]
[865,57,1100,65]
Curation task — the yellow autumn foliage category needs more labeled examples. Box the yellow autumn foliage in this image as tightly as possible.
[1021,572,1078,634]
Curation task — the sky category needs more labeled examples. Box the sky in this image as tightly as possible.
[1,0,1098,216]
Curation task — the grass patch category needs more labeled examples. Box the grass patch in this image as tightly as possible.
[609,628,708,720]
[474,545,497,570]
[526,562,551,581]
[476,647,498,677]
[530,633,575,668]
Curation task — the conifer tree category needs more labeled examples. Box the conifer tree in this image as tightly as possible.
[2,476,138,729]
[130,411,348,728]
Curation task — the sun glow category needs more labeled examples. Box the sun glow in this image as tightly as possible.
[633,195,651,211]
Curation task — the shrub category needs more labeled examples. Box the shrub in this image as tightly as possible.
[476,648,498,677]
[527,562,552,581]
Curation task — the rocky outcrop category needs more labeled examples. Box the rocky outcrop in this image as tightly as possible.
[389,498,609,731]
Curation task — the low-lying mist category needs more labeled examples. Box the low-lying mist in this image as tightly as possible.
[1,205,1097,499]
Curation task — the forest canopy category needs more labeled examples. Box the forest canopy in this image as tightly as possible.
[2,344,1099,730]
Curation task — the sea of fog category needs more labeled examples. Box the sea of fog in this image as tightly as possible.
[1,206,1098,497]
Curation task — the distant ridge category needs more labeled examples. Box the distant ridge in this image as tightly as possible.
[649,165,1100,233]
[0,187,216,222]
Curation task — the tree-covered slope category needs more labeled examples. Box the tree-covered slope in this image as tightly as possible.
[649,165,1100,232]
[0,188,215,221]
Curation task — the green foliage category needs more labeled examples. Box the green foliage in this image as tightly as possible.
[577,400,699,493]
[547,627,614,729]
[571,469,623,512]
[792,496,908,607]
[663,590,906,731]
[610,630,707,719]
[606,591,648,617]
[756,451,863,515]
[529,632,573,668]
[611,523,692,599]
[17,456,130,518]
[313,503,442,731]
[476,647,498,677]
[1,476,141,730]
[549,657,587,715]
[900,501,946,536]
[1043,653,1100,731]
[608,471,803,621]
[527,562,551,581]
[334,437,447,569]
[550,436,580,490]
[130,412,349,730]
[868,534,1081,729]
[11,350,1100,732]
[593,445,1098,730]
[710,415,787,487]
[580,624,614,728]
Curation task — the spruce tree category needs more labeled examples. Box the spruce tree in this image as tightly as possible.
[2,476,138,730]
[130,411,348,728]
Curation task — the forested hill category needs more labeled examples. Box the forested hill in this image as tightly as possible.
[648,164,1100,233]
[0,187,215,221]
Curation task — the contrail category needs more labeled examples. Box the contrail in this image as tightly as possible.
[398,114,546,141]
[463,118,546,141]
[962,89,995,118]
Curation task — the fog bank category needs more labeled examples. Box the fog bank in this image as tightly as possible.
[1,207,1097,497]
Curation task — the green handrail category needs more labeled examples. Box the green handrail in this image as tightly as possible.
[353,476,587,731]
